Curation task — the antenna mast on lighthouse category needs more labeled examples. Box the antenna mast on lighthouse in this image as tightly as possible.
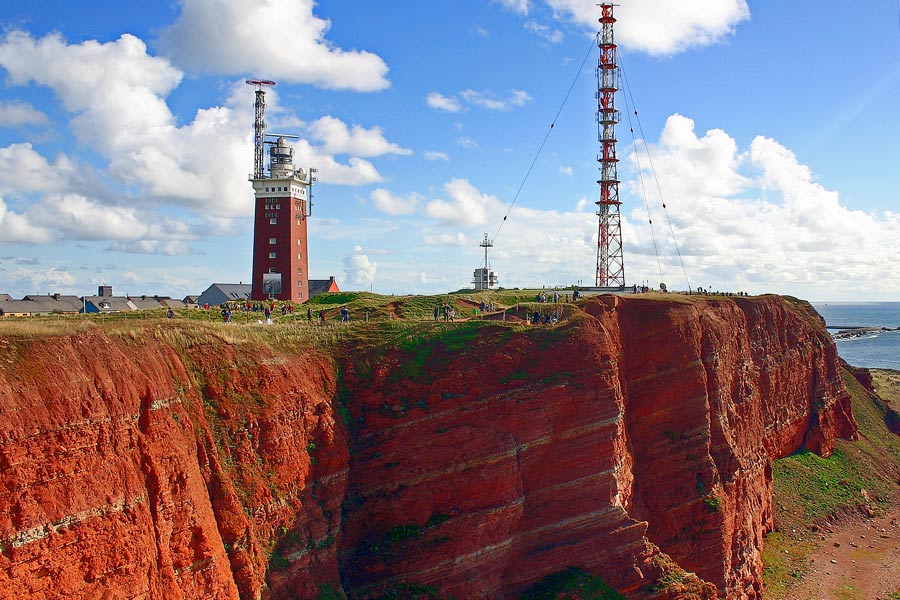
[246,79,275,180]
[594,4,625,287]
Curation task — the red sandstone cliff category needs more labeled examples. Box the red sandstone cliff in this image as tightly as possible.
[0,295,856,599]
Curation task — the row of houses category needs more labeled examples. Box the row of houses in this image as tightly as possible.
[0,278,341,317]
[0,287,197,317]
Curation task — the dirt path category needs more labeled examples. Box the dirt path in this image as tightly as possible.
[786,504,900,600]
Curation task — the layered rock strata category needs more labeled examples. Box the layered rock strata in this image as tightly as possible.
[0,295,856,599]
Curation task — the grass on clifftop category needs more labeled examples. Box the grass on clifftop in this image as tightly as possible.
[763,369,900,598]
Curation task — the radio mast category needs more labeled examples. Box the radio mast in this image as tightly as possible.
[594,4,625,287]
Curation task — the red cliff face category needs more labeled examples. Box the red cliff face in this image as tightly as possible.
[0,295,856,599]
[0,330,347,600]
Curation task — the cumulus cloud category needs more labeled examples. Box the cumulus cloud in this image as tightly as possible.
[525,20,564,44]
[158,0,389,91]
[424,151,450,161]
[370,189,421,215]
[426,92,462,113]
[624,114,900,296]
[0,31,388,228]
[456,137,479,150]
[307,116,411,157]
[425,179,500,227]
[343,246,377,286]
[544,0,750,55]
[0,143,77,195]
[559,165,573,176]
[0,100,48,127]
[0,188,197,250]
[0,32,183,149]
[0,196,53,244]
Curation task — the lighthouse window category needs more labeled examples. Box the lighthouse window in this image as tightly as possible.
[269,217,277,225]
[269,237,276,244]
[269,252,277,259]
[297,253,302,260]
[297,239,302,245]
[297,268,302,275]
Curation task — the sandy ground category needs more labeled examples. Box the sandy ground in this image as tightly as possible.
[786,504,900,600]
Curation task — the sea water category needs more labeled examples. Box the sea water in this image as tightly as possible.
[811,302,900,370]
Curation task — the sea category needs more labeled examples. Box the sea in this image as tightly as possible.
[811,302,900,370]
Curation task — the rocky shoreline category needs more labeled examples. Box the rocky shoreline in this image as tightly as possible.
[832,327,900,340]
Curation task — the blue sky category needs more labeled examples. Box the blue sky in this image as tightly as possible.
[0,0,898,301]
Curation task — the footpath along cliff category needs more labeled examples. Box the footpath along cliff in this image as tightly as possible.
[0,294,857,599]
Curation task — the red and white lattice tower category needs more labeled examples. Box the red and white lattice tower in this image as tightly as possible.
[595,3,625,287]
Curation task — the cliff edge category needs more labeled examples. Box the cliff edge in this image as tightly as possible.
[0,294,857,599]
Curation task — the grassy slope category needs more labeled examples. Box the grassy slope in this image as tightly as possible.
[763,369,900,598]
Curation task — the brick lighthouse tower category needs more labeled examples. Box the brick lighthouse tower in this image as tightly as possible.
[247,79,317,302]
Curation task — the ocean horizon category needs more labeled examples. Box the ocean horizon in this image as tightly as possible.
[811,301,899,371]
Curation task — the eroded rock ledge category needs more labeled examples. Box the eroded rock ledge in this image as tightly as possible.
[0,295,856,599]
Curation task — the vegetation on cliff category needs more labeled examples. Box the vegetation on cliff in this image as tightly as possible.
[0,291,859,600]
[763,368,900,598]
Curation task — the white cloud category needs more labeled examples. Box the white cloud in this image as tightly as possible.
[426,92,462,113]
[0,31,386,223]
[3,267,76,292]
[292,138,384,186]
[158,0,389,91]
[108,240,191,255]
[0,196,53,244]
[559,165,573,176]
[370,189,421,215]
[422,232,471,246]
[494,0,531,15]
[307,116,411,157]
[424,151,450,162]
[0,100,48,127]
[425,178,500,227]
[460,89,532,111]
[623,114,900,296]
[0,143,77,195]
[343,247,377,286]
[456,137,479,150]
[524,20,564,44]
[0,32,183,149]
[0,186,197,249]
[544,0,750,55]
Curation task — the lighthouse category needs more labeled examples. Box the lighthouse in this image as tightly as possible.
[247,79,317,302]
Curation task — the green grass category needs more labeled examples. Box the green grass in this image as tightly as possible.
[763,368,900,597]
[365,512,451,558]
[518,568,625,600]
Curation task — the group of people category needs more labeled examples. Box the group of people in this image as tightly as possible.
[531,311,560,325]
[205,301,352,325]
[536,290,578,303]
[434,304,456,322]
